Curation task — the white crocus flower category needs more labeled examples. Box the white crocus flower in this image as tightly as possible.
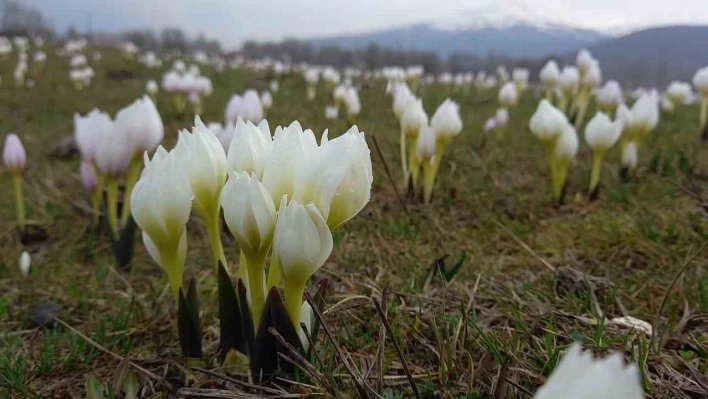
[131,147,193,298]
[539,60,560,98]
[174,117,227,217]
[261,121,318,206]
[294,125,373,229]
[534,344,643,399]
[221,171,277,323]
[113,95,164,158]
[19,251,31,276]
[226,118,272,179]
[693,67,708,132]
[430,98,463,145]
[498,82,518,107]
[596,81,623,115]
[274,198,333,331]
[585,112,622,194]
[74,109,114,163]
[225,89,264,124]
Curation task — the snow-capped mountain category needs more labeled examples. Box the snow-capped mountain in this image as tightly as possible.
[308,2,609,58]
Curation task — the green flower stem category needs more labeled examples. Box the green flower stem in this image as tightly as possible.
[266,255,281,290]
[400,125,409,187]
[408,137,421,191]
[558,95,569,114]
[204,208,227,272]
[12,173,25,229]
[544,87,553,101]
[120,157,143,226]
[161,248,184,301]
[589,149,605,194]
[700,97,708,132]
[574,89,590,128]
[283,279,305,330]
[554,159,569,202]
[542,140,559,200]
[238,251,248,281]
[106,177,120,239]
[91,172,105,225]
[422,157,435,204]
[246,252,267,326]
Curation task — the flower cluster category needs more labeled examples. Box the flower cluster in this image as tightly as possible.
[131,116,372,363]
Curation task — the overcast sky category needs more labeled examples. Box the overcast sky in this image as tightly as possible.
[25,0,708,49]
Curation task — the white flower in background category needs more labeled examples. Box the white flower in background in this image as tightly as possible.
[325,105,339,120]
[33,51,46,63]
[261,91,273,112]
[484,118,497,133]
[596,80,623,112]
[333,85,347,105]
[173,60,186,72]
[74,109,114,163]
[226,118,272,178]
[80,160,97,193]
[112,95,164,157]
[19,251,31,276]
[69,54,87,68]
[627,93,660,138]
[94,124,134,177]
[221,171,277,258]
[207,122,232,152]
[560,67,580,95]
[146,80,159,97]
[298,301,315,350]
[343,87,361,118]
[512,68,529,91]
[497,66,509,83]
[416,125,436,160]
[539,60,560,89]
[194,76,213,97]
[321,66,341,86]
[162,70,182,92]
[225,89,264,124]
[582,60,602,87]
[495,108,509,128]
[693,66,708,96]
[269,80,279,93]
[3,134,26,173]
[666,81,693,105]
[555,124,579,161]
[498,82,518,107]
[294,126,373,229]
[392,84,414,120]
[438,72,453,85]
[304,68,319,86]
[122,42,139,58]
[401,98,429,137]
[661,96,674,113]
[585,112,622,152]
[262,122,318,205]
[615,103,631,129]
[529,100,568,143]
[576,49,594,74]
[430,98,463,143]
[534,344,643,399]
[622,141,638,169]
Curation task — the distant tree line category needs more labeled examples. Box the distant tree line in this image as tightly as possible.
[0,0,54,37]
[242,39,558,75]
[120,29,222,54]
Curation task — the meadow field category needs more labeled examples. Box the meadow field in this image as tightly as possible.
[1,45,708,398]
